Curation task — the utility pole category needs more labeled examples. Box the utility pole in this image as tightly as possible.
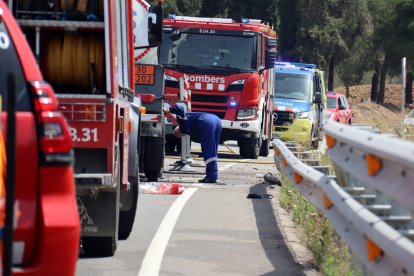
[402,57,406,112]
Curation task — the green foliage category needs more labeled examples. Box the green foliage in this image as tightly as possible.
[177,0,202,16]
[279,173,360,275]
[163,0,413,90]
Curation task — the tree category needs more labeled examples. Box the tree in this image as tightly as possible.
[337,36,370,98]
[159,0,179,16]
[177,0,202,16]
[200,0,231,18]
[277,0,299,60]
[367,0,407,104]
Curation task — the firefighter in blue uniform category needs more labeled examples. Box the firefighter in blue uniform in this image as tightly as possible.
[169,105,222,183]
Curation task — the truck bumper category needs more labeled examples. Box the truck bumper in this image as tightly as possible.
[221,118,260,133]
[272,118,312,142]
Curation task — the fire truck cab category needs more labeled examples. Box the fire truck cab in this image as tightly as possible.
[160,16,276,159]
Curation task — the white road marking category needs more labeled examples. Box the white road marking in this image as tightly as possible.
[138,188,198,276]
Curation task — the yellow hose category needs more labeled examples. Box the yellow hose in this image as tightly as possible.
[223,142,237,154]
[61,0,75,11]
[166,155,274,165]
[43,33,104,92]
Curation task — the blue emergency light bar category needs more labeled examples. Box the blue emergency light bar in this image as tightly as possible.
[275,61,316,69]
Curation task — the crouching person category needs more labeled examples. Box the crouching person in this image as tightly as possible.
[169,105,222,183]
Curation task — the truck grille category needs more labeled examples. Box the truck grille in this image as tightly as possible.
[274,111,295,126]
[192,94,229,103]
[190,106,226,119]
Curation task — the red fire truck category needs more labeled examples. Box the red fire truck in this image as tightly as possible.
[12,0,162,257]
[160,16,276,159]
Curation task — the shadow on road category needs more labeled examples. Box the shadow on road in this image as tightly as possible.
[248,182,306,276]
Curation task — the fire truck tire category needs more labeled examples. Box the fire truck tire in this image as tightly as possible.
[82,236,116,257]
[239,138,260,159]
[118,178,138,240]
[144,137,165,181]
[118,152,139,240]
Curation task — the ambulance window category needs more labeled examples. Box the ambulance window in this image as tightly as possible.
[0,22,31,111]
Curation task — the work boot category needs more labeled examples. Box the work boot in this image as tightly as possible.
[198,177,217,184]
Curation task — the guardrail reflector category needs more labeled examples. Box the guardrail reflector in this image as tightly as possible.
[366,154,382,176]
[326,135,336,149]
[323,194,333,209]
[274,147,281,155]
[366,239,382,261]
[282,157,287,167]
[293,172,303,184]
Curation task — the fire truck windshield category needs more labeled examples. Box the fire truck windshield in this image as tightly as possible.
[160,30,257,73]
[275,73,311,101]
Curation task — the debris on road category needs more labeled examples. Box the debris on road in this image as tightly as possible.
[141,183,185,194]
[263,172,282,186]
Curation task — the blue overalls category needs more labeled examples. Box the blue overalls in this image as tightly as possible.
[170,105,222,180]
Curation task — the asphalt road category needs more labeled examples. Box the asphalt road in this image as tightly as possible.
[76,142,307,276]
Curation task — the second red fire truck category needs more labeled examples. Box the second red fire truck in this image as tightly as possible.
[160,16,276,159]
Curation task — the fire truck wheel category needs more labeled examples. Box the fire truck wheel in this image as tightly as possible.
[144,137,165,181]
[119,152,139,240]
[118,177,138,239]
[239,137,260,159]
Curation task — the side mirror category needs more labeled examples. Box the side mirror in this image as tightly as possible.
[133,1,163,49]
[265,49,276,69]
[148,4,163,46]
[313,91,322,104]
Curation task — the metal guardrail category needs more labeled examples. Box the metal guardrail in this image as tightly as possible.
[272,120,414,275]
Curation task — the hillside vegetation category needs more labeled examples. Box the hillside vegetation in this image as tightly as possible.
[335,84,413,135]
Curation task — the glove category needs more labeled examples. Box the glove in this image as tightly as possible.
[169,105,185,118]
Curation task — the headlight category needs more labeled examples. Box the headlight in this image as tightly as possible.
[296,111,310,119]
[237,109,257,120]
[230,79,245,85]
